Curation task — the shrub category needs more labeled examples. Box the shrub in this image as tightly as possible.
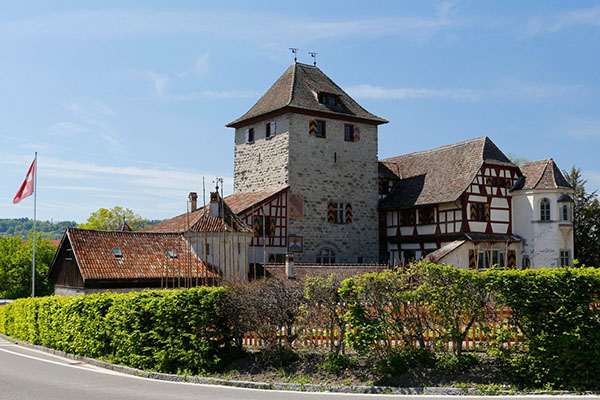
[0,287,232,375]
[489,267,600,390]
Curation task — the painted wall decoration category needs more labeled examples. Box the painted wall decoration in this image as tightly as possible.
[288,235,303,253]
[288,193,304,218]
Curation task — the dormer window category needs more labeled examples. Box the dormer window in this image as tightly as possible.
[112,247,123,258]
[318,93,337,106]
[167,250,178,259]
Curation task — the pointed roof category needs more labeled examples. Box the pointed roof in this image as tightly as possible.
[380,136,515,208]
[227,63,388,127]
[513,159,572,191]
[142,187,288,233]
[116,218,132,232]
[49,228,216,281]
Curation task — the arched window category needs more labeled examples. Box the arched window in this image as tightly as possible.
[316,248,336,264]
[540,198,551,221]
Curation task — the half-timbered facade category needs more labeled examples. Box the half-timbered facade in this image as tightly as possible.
[379,137,523,268]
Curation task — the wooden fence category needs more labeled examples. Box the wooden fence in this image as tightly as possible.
[243,307,523,351]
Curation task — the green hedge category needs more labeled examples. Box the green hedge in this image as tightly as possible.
[0,287,232,374]
[487,268,600,390]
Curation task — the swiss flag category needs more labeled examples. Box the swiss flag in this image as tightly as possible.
[13,158,36,204]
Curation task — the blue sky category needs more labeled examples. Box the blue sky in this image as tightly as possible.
[1,1,599,222]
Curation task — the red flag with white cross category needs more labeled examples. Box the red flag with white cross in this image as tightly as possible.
[13,158,36,204]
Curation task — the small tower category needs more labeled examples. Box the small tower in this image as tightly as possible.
[227,63,388,263]
[511,159,574,268]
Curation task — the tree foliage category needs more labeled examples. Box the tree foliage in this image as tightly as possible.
[0,234,55,299]
[563,166,600,267]
[78,206,148,231]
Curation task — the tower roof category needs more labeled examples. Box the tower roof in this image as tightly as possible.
[227,63,388,128]
[512,159,572,191]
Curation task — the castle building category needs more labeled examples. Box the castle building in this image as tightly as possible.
[148,62,574,271]
[227,62,388,264]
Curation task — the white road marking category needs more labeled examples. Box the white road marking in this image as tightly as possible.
[1,345,598,398]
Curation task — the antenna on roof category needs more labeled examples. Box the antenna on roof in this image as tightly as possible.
[308,52,318,66]
[289,48,298,63]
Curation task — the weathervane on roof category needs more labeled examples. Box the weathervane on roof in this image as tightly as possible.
[289,48,298,63]
[308,52,318,66]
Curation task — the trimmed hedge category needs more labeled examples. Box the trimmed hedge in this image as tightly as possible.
[2,266,600,389]
[0,287,232,374]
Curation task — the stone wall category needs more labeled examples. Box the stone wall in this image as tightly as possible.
[233,114,290,193]
[287,113,380,264]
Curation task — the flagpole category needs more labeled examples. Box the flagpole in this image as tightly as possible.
[32,152,37,298]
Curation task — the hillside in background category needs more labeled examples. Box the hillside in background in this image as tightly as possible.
[0,218,165,240]
[0,218,77,240]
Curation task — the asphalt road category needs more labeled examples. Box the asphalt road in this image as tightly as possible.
[1,338,599,400]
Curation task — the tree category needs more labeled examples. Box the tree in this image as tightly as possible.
[78,206,147,231]
[508,153,528,167]
[0,233,56,298]
[564,166,600,267]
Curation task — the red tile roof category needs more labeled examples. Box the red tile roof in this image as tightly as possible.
[60,227,216,281]
[143,187,288,233]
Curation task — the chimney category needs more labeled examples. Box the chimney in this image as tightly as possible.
[209,192,221,218]
[285,253,295,279]
[188,192,198,213]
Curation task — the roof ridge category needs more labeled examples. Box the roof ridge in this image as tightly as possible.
[532,160,551,189]
[381,136,487,161]
[287,63,297,106]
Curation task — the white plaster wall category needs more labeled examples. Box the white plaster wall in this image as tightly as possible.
[438,242,521,269]
[511,189,574,268]
[186,232,252,282]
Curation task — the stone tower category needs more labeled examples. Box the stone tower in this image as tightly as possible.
[227,63,388,263]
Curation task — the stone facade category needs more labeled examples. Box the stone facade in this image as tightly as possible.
[233,114,290,193]
[232,111,380,264]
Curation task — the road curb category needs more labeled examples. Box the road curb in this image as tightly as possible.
[0,333,595,396]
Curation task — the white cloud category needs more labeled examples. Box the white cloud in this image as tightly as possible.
[526,6,600,35]
[50,121,88,137]
[345,81,582,103]
[194,53,209,78]
[62,101,124,148]
[147,72,170,95]
[1,8,465,45]
[345,84,481,100]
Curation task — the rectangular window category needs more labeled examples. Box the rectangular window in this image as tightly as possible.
[344,124,354,141]
[560,250,570,266]
[253,216,274,236]
[246,127,254,142]
[265,122,276,138]
[491,250,505,267]
[478,250,489,269]
[400,209,414,226]
[238,242,241,254]
[205,243,210,256]
[470,203,490,222]
[315,120,325,137]
[418,207,435,225]
[327,201,350,224]
[65,249,73,261]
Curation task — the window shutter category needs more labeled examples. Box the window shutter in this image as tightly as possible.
[353,126,360,142]
[469,250,476,269]
[268,217,276,236]
[484,204,490,222]
[309,120,318,136]
[245,129,249,142]
[327,201,335,223]
[470,204,477,220]
[345,203,353,224]
[507,250,516,268]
